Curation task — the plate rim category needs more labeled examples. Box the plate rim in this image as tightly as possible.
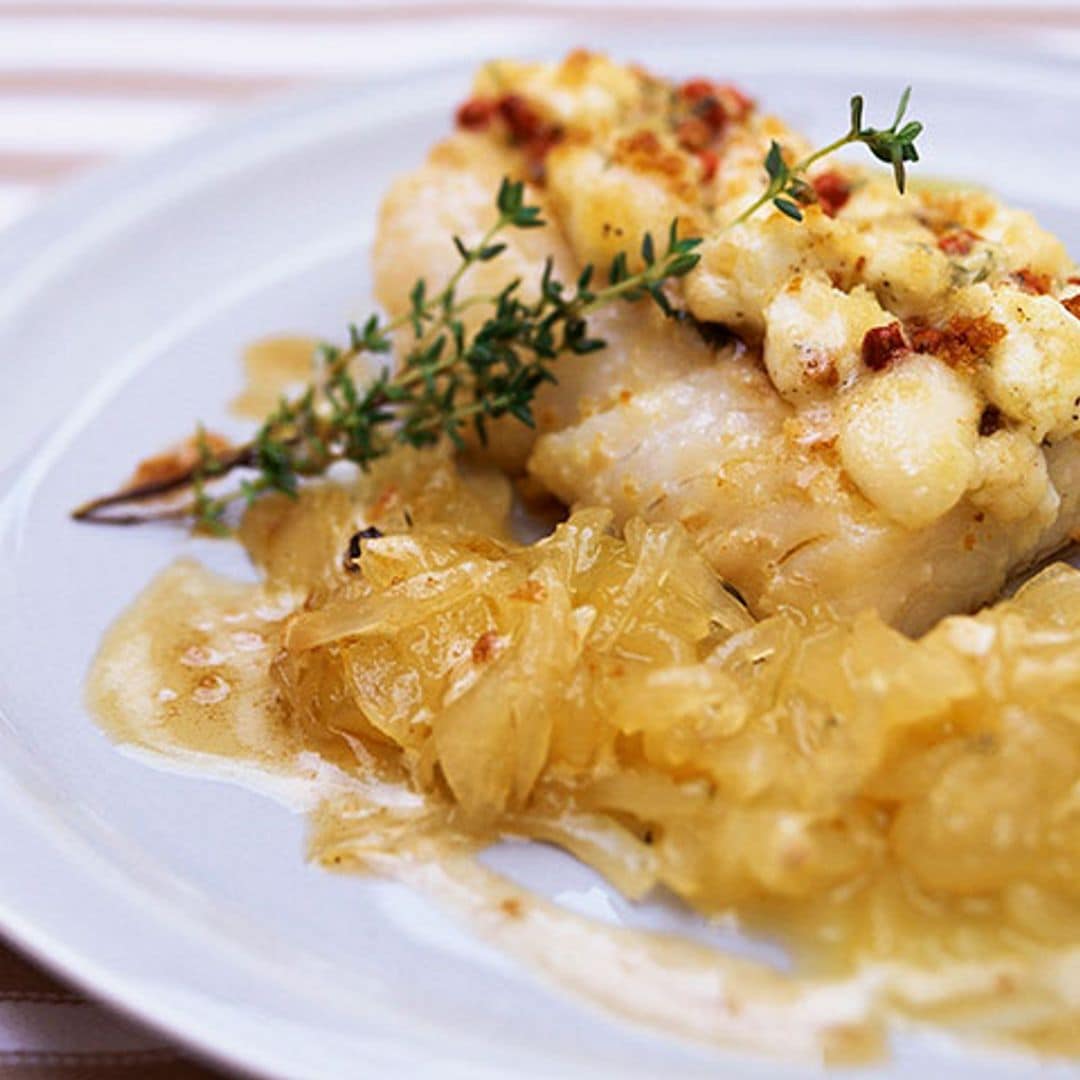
[0,67,520,1080]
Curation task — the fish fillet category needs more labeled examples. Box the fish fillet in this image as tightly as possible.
[374,52,1080,631]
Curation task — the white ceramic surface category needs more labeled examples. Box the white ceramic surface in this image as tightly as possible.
[1,30,1078,1080]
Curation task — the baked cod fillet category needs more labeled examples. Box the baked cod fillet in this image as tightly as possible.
[374,51,1080,632]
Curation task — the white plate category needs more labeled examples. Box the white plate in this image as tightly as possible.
[1,29,1079,1080]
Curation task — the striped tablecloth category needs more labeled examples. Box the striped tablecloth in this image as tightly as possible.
[0,2,1076,1076]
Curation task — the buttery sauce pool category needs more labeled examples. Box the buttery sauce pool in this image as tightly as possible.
[87,555,1074,1065]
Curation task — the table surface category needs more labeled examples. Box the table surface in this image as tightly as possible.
[0,2,1077,1077]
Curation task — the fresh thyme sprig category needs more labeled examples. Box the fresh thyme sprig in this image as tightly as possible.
[72,87,927,531]
[72,179,701,530]
[730,87,923,226]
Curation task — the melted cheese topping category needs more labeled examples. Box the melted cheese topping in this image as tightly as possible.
[439,52,1080,532]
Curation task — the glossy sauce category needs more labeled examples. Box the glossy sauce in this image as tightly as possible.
[88,554,1077,1064]
[230,336,320,420]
